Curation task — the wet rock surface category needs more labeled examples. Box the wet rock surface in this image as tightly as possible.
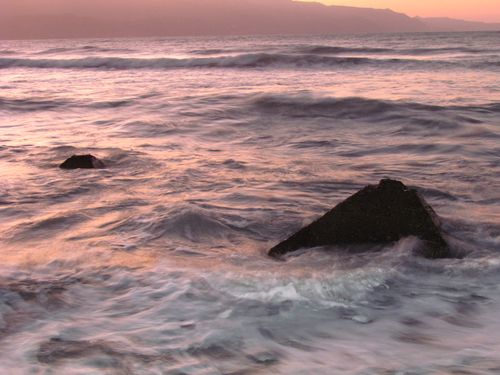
[59,154,105,169]
[269,179,450,259]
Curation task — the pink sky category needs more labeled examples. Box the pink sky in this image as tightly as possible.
[315,0,500,22]
[1,0,499,40]
[3,0,500,22]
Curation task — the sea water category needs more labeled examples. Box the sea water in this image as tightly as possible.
[0,31,499,374]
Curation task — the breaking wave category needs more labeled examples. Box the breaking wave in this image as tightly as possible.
[0,54,462,71]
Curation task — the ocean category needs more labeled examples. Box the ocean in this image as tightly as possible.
[0,31,499,374]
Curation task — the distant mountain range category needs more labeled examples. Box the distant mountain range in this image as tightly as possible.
[1,0,499,40]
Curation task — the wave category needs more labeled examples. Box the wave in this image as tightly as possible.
[252,94,500,113]
[3,92,498,122]
[0,50,17,56]
[0,97,137,112]
[249,94,500,123]
[298,45,494,55]
[102,205,261,246]
[34,46,136,55]
[298,46,392,54]
[0,54,460,71]
[189,48,245,55]
[0,97,70,112]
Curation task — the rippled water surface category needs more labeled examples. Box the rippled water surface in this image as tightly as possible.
[0,32,499,374]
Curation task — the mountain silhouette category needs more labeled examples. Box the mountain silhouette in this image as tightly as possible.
[1,0,499,39]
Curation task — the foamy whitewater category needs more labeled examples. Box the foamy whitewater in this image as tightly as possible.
[0,32,499,374]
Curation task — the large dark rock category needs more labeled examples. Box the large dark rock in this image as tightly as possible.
[59,154,105,170]
[269,179,450,259]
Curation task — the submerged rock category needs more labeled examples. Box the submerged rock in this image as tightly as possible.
[59,154,105,169]
[268,179,450,259]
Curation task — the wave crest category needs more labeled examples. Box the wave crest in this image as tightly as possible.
[0,54,455,71]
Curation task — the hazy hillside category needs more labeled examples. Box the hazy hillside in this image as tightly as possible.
[419,17,500,32]
[0,0,498,39]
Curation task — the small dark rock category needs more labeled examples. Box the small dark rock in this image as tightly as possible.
[59,154,105,169]
[268,179,451,259]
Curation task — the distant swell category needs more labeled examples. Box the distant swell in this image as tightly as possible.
[0,98,69,112]
[34,46,136,55]
[298,45,494,55]
[0,54,461,71]
[250,94,500,122]
[3,93,499,117]
[0,97,137,112]
[0,50,17,56]
[299,46,392,54]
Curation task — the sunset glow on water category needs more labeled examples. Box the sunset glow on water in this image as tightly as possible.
[0,32,499,374]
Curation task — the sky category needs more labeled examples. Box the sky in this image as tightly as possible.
[3,0,500,22]
[315,0,500,22]
[2,0,500,42]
